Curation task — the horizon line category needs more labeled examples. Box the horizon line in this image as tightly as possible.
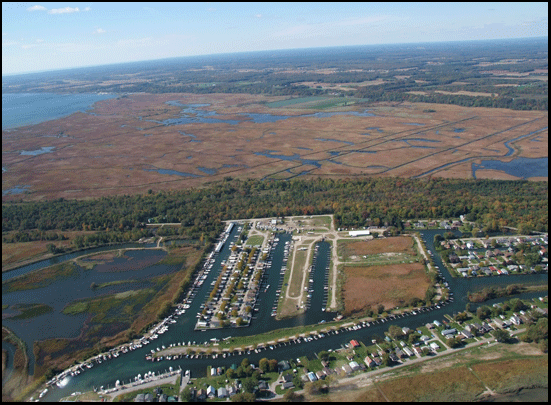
[2,35,548,78]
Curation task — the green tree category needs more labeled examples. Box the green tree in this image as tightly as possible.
[242,377,258,394]
[259,358,269,373]
[232,392,256,402]
[388,325,403,340]
[318,350,330,362]
[492,329,511,343]
[476,305,492,320]
[283,389,299,402]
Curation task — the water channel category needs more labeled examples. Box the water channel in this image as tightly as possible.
[2,228,547,401]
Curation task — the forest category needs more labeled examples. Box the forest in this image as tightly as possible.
[2,177,548,250]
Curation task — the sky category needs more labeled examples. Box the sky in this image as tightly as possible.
[2,2,548,76]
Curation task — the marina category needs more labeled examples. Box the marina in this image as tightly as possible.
[3,224,547,402]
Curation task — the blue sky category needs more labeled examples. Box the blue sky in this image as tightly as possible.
[2,2,548,75]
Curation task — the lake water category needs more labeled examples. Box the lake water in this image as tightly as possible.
[472,157,548,179]
[2,93,117,130]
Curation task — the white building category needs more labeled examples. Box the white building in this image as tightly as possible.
[348,230,371,237]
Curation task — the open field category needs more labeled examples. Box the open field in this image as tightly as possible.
[2,94,547,201]
[342,263,430,314]
[339,236,416,259]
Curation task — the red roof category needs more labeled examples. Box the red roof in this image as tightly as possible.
[350,340,360,348]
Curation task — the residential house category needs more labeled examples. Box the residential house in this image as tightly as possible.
[206,385,216,398]
[341,364,353,375]
[403,347,414,357]
[349,361,361,371]
[429,342,440,350]
[350,339,360,348]
[315,370,326,380]
[217,387,227,398]
[307,371,318,382]
[196,389,206,400]
[510,315,522,325]
[461,329,474,339]
[395,348,406,358]
[364,356,376,368]
[441,328,457,337]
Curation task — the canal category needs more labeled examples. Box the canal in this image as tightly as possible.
[2,228,547,401]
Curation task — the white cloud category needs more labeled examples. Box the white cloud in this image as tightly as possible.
[27,5,47,12]
[255,14,262,18]
[48,7,82,14]
[208,7,216,12]
[94,28,106,34]
[21,43,40,49]
[2,40,18,46]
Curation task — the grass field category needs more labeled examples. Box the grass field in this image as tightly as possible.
[342,263,430,314]
[339,236,416,259]
[244,235,264,246]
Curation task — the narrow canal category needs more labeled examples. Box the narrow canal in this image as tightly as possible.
[2,228,547,401]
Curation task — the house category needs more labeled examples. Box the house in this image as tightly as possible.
[206,386,216,398]
[135,393,145,402]
[278,360,291,371]
[210,367,217,376]
[510,315,522,325]
[342,364,353,374]
[196,389,206,400]
[481,322,494,333]
[258,381,269,390]
[403,347,414,357]
[493,318,506,329]
[395,348,406,358]
[433,320,442,327]
[364,356,376,367]
[159,394,168,402]
[441,328,457,337]
[282,381,295,390]
[307,371,318,382]
[449,253,460,263]
[426,323,435,329]
[350,339,360,348]
[227,385,238,397]
[413,347,422,355]
[402,327,411,335]
[429,342,440,350]
[217,387,227,398]
[144,393,155,402]
[282,374,293,384]
[461,329,474,339]
[315,370,326,380]
[420,335,431,342]
[389,353,399,362]
[349,361,361,371]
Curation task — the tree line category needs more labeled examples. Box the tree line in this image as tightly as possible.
[3,177,548,250]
